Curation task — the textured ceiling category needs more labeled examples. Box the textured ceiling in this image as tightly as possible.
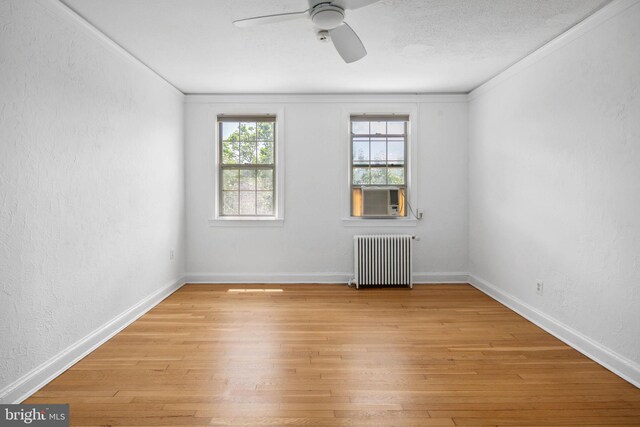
[60,0,612,94]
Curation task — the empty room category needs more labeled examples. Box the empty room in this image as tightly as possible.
[1,0,639,425]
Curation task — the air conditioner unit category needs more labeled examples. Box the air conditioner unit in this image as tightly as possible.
[361,188,400,217]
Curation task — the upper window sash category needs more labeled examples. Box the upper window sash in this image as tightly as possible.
[350,114,410,122]
[218,115,276,123]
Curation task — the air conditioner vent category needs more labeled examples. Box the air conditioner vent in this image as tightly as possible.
[362,188,400,217]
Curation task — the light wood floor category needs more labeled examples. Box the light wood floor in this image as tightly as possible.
[26,284,640,426]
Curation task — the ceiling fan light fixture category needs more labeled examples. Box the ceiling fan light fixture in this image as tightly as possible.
[311,5,345,29]
[317,30,330,42]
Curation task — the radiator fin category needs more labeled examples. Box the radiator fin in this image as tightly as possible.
[354,234,412,288]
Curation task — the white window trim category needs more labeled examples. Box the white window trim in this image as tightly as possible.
[209,107,285,227]
[341,104,419,227]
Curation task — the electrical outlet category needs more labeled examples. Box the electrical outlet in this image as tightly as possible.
[170,249,175,260]
[536,281,543,296]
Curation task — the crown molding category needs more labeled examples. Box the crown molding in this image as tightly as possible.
[39,0,183,95]
[469,0,640,101]
[184,93,469,104]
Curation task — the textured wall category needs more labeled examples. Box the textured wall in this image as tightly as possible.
[185,97,468,279]
[0,0,184,391]
[469,2,640,364]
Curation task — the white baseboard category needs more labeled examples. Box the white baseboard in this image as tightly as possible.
[413,273,471,284]
[184,273,352,284]
[5,273,635,404]
[0,277,186,404]
[468,274,640,388]
[183,272,471,285]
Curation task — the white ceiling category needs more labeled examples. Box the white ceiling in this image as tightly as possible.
[60,0,612,94]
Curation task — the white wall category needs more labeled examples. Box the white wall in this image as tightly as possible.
[468,0,640,377]
[185,95,468,282]
[0,0,185,399]
[4,0,637,403]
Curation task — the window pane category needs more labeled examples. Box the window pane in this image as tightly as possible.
[222,122,239,141]
[222,169,240,190]
[352,122,369,135]
[353,167,370,185]
[239,140,257,164]
[238,123,257,141]
[257,122,274,141]
[240,169,256,190]
[222,191,238,216]
[222,140,239,164]
[352,137,369,163]
[370,121,386,135]
[257,191,274,215]
[388,167,405,185]
[388,138,404,162]
[219,117,277,218]
[387,121,405,135]
[257,141,274,164]
[239,191,256,215]
[349,117,410,218]
[370,138,386,164]
[370,167,387,185]
[257,170,273,190]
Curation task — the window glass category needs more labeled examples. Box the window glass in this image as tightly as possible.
[219,116,276,217]
[350,116,408,217]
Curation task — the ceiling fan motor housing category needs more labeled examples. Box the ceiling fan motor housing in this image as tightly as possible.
[311,5,345,29]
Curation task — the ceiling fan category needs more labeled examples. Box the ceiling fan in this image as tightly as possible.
[233,0,380,64]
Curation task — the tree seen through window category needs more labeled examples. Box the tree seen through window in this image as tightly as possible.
[219,118,275,216]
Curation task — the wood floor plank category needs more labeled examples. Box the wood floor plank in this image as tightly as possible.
[24,284,640,426]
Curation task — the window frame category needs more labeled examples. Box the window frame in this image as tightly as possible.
[211,110,285,226]
[218,116,276,218]
[341,105,418,227]
[350,114,409,217]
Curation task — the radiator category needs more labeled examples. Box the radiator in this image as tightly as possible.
[353,234,413,288]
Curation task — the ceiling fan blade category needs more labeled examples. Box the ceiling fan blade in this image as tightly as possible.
[329,23,367,63]
[233,9,309,28]
[333,0,380,10]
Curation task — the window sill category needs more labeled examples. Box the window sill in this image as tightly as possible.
[208,217,284,227]
[341,217,418,227]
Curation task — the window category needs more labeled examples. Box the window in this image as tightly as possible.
[351,115,409,217]
[218,115,276,217]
